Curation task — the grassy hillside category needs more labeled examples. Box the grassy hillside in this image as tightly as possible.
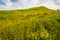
[0,6,60,40]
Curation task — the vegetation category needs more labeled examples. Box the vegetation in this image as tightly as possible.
[0,6,60,40]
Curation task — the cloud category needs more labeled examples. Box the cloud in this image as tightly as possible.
[0,0,60,10]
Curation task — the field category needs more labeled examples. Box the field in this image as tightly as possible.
[0,6,60,40]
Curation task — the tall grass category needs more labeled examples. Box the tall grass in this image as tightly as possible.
[0,7,60,40]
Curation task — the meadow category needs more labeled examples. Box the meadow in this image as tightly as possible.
[0,6,60,40]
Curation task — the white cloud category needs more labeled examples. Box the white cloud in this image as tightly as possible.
[0,0,60,10]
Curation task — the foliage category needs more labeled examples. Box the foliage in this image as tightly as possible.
[0,6,60,40]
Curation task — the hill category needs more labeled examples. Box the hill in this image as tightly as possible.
[0,6,60,40]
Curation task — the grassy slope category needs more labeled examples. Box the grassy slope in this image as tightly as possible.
[0,6,60,40]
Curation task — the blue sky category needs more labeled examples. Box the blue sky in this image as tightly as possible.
[11,0,18,2]
[0,0,60,10]
[0,0,5,5]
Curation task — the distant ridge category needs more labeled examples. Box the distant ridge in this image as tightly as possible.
[18,6,54,12]
[17,6,52,10]
[0,6,54,12]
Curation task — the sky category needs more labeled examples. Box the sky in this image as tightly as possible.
[0,0,60,10]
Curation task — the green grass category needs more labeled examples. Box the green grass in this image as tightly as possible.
[0,6,60,40]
